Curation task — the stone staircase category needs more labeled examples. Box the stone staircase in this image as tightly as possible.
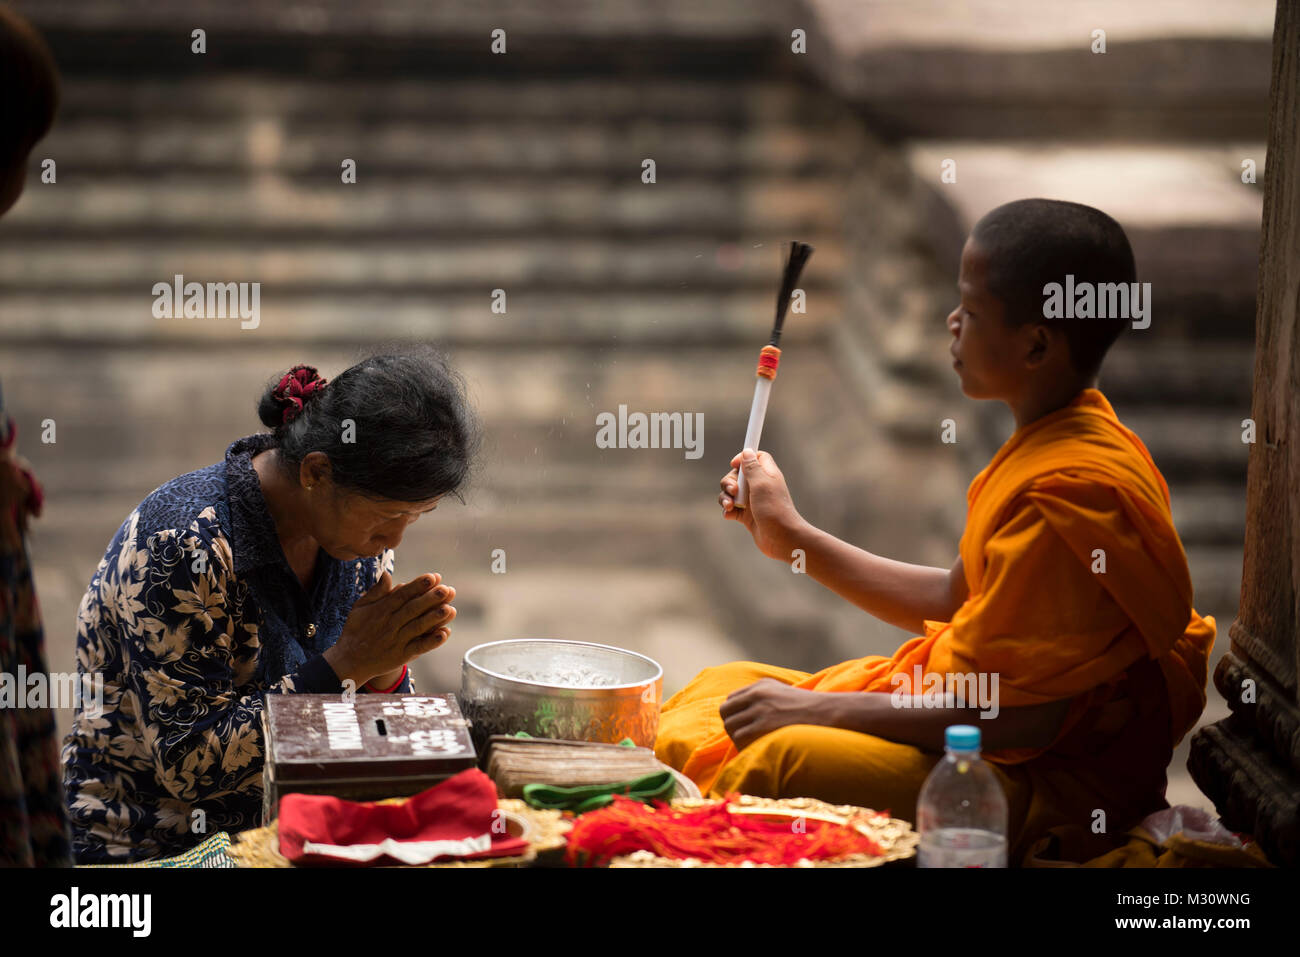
[1,73,855,343]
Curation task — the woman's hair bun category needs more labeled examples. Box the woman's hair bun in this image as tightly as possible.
[257,364,329,429]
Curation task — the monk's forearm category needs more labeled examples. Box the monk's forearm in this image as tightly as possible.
[786,521,960,633]
[822,691,984,752]
[820,691,1066,753]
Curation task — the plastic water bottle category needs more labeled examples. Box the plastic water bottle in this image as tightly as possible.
[916,725,1008,867]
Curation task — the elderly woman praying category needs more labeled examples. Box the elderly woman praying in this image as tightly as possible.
[62,345,481,863]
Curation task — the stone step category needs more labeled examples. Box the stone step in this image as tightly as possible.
[0,290,843,343]
[39,117,859,176]
[1120,409,1251,482]
[0,238,847,292]
[908,143,1265,231]
[23,0,775,42]
[816,2,1271,142]
[813,0,1273,52]
[1100,339,1255,407]
[1169,483,1248,548]
[49,77,838,125]
[1127,225,1261,300]
[3,176,845,236]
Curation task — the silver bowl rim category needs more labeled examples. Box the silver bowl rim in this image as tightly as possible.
[461,638,664,692]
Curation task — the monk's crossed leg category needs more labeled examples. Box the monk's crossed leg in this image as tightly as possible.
[661,660,811,712]
[656,661,813,770]
[709,723,942,819]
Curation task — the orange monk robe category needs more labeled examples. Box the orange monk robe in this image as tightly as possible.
[655,389,1215,863]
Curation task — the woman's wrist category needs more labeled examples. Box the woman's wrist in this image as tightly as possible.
[366,665,407,693]
[321,646,406,693]
[322,646,367,688]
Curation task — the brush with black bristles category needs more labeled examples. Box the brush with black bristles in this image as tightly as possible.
[734,241,814,509]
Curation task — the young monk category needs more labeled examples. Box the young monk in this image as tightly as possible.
[655,198,1215,865]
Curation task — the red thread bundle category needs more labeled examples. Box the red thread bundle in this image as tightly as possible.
[755,345,781,380]
[564,793,885,867]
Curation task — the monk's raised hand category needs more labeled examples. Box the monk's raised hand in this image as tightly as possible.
[718,449,806,562]
[718,677,830,751]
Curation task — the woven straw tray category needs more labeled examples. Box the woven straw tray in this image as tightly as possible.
[226,793,916,868]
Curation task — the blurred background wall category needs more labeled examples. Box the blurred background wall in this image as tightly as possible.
[0,0,1274,810]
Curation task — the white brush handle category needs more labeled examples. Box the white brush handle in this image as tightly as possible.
[734,376,772,508]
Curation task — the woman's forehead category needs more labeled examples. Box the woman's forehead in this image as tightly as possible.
[355,492,443,512]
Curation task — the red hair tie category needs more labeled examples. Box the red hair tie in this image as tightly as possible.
[273,364,328,425]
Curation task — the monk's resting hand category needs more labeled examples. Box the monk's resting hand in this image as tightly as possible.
[718,677,833,752]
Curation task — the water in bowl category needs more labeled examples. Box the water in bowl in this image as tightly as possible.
[503,664,619,688]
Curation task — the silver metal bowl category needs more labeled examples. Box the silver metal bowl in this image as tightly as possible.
[460,639,663,753]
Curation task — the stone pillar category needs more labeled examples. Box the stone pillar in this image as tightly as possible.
[1188,0,1300,868]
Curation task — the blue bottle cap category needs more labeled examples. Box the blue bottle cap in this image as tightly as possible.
[945,725,981,750]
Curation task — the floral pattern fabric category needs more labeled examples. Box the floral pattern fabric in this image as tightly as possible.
[62,433,407,863]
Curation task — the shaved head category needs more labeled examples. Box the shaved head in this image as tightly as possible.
[971,198,1136,377]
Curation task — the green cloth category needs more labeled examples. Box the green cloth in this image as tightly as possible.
[522,771,677,814]
[511,732,637,748]
[79,831,237,868]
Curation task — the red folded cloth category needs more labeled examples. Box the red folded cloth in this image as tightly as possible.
[278,768,529,866]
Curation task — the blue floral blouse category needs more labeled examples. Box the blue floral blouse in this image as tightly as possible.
[62,433,410,863]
